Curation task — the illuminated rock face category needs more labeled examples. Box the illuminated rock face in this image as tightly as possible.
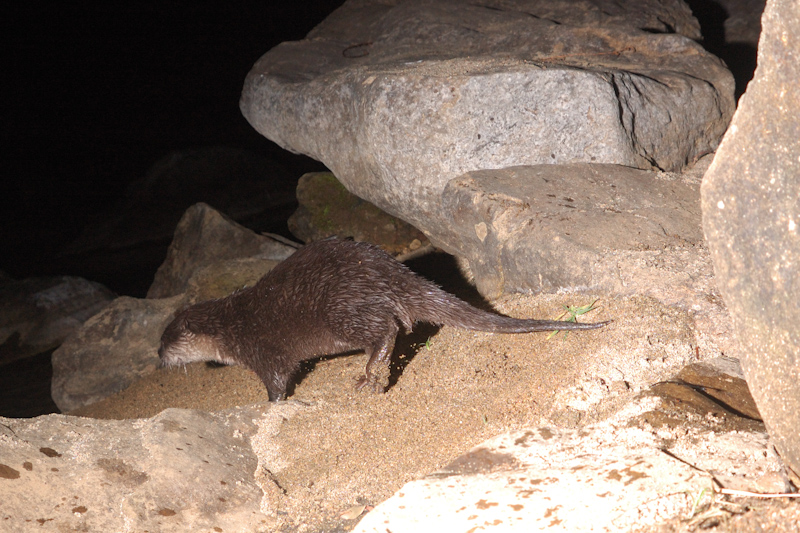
[0,407,271,532]
[240,0,734,240]
[702,0,800,486]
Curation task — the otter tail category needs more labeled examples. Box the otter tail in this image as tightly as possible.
[407,285,609,333]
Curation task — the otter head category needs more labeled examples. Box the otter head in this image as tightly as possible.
[158,304,235,368]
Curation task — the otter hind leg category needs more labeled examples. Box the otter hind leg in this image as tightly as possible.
[355,324,399,394]
[257,369,291,402]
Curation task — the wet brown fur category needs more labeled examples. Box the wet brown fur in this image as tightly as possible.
[159,238,608,401]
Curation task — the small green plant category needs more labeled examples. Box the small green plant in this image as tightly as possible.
[547,299,600,340]
[414,337,432,350]
[688,487,711,518]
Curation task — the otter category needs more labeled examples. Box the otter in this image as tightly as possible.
[159,237,608,401]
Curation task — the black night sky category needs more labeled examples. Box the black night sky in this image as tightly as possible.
[4,2,344,292]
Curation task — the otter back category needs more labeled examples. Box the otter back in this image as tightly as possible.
[158,238,609,400]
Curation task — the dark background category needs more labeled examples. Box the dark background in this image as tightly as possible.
[3,2,345,293]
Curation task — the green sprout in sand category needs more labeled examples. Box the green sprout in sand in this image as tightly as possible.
[547,299,601,340]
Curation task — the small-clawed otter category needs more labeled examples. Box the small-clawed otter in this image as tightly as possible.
[159,237,608,401]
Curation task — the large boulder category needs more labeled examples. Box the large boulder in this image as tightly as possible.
[241,0,734,241]
[701,0,800,485]
[147,202,296,299]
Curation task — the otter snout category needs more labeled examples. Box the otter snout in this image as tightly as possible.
[157,343,169,367]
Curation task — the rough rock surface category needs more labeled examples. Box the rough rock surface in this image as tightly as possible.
[664,356,762,422]
[241,0,734,239]
[50,295,183,413]
[355,417,784,533]
[0,276,115,365]
[288,172,429,255]
[438,162,704,297]
[30,350,786,533]
[432,160,738,364]
[29,310,793,533]
[701,0,800,485]
[353,360,789,533]
[147,202,297,299]
[0,406,271,532]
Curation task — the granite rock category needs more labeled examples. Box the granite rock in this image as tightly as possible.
[147,202,296,299]
[241,0,734,239]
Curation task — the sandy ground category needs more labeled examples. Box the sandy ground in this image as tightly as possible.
[71,291,726,531]
[68,256,800,532]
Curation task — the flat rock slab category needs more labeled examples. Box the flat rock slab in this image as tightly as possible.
[439,163,706,300]
[353,422,781,532]
[0,407,271,532]
[354,380,787,533]
[241,0,734,239]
